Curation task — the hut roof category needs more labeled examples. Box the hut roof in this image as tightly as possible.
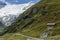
[47,23,56,26]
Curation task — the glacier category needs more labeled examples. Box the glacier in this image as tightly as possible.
[0,1,35,27]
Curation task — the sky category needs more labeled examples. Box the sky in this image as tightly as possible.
[0,0,40,4]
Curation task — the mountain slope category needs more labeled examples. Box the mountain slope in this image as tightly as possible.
[6,0,60,38]
[0,1,35,26]
[0,1,35,35]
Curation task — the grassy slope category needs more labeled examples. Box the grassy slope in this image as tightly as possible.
[0,33,27,40]
[46,35,60,40]
[7,0,60,38]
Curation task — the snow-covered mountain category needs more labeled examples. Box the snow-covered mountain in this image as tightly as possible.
[0,1,35,27]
